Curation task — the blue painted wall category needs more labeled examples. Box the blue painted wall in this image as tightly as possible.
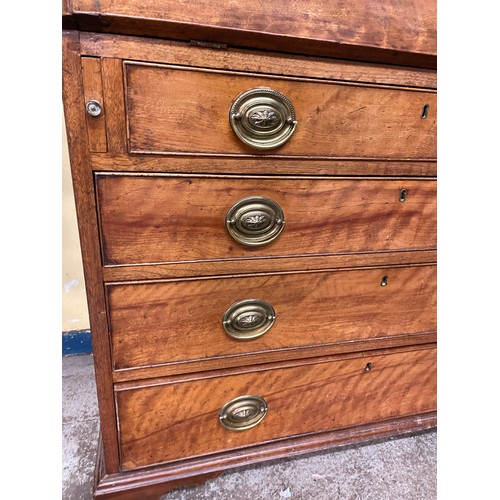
[62,330,92,356]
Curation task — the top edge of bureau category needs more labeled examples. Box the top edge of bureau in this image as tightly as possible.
[63,0,436,70]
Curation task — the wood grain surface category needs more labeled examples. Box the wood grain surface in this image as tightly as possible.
[116,347,437,469]
[79,33,437,89]
[62,31,120,472]
[66,0,436,67]
[107,265,436,370]
[103,249,437,282]
[94,411,436,498]
[81,57,107,152]
[96,174,437,266]
[91,154,437,177]
[125,63,436,158]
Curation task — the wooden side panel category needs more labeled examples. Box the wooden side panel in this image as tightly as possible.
[124,64,436,159]
[96,175,437,266]
[62,31,121,472]
[117,347,437,469]
[108,265,437,370]
[70,0,436,58]
[81,57,107,152]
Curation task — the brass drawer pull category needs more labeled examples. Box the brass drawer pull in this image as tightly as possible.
[229,87,297,150]
[222,299,276,340]
[226,196,285,246]
[219,395,268,431]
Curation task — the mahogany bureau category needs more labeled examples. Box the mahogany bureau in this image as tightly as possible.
[62,2,437,498]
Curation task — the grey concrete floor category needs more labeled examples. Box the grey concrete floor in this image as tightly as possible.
[62,354,437,500]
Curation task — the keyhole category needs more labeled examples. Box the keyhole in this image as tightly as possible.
[400,189,408,202]
[380,276,388,287]
[421,104,430,119]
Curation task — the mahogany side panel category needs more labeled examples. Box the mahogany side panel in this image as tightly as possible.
[107,265,437,371]
[95,174,437,266]
[116,347,437,469]
[62,31,121,473]
[124,63,436,159]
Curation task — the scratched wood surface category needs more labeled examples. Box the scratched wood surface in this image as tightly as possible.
[66,0,436,67]
[79,33,437,89]
[116,347,437,469]
[124,63,436,158]
[96,175,437,266]
[108,265,436,370]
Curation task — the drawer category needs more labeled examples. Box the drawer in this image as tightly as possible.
[116,347,437,469]
[96,174,436,266]
[124,62,436,158]
[108,265,436,372]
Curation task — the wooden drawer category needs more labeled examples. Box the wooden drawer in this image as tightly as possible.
[96,174,436,266]
[116,346,437,469]
[108,265,436,373]
[124,62,436,158]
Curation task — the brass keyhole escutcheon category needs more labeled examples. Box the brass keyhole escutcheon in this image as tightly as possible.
[229,87,297,150]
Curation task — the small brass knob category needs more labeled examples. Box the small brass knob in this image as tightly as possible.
[219,395,268,431]
[229,87,297,150]
[226,196,285,246]
[222,299,276,340]
[85,100,102,117]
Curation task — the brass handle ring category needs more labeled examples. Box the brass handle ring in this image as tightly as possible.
[229,87,297,150]
[222,299,276,340]
[219,395,268,431]
[226,196,285,246]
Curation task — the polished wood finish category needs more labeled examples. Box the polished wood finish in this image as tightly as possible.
[79,33,437,89]
[103,249,437,282]
[63,2,437,495]
[81,57,107,152]
[101,58,127,153]
[108,265,436,371]
[91,154,437,177]
[62,31,120,472]
[116,347,436,469]
[96,174,436,266]
[124,63,436,158]
[65,0,436,68]
[94,411,436,498]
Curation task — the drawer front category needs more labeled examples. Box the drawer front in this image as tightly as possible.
[108,265,436,371]
[125,63,436,158]
[117,347,437,469]
[97,175,436,266]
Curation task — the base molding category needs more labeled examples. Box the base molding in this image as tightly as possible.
[93,412,437,499]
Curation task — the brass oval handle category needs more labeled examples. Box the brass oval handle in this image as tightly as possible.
[229,87,297,150]
[226,196,285,246]
[219,395,268,431]
[222,299,276,340]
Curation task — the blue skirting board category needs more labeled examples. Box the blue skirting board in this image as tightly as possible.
[62,330,92,356]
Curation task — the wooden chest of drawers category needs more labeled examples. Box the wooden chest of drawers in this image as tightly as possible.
[62,1,436,497]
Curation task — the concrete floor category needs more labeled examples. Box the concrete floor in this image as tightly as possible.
[62,354,437,500]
